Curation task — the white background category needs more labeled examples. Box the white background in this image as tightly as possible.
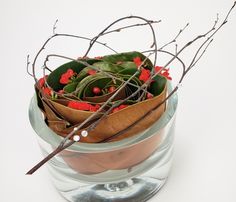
[0,0,236,201]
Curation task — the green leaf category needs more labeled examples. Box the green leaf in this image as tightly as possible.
[92,61,125,73]
[102,51,153,69]
[63,82,78,93]
[119,61,137,69]
[118,67,138,75]
[149,75,167,96]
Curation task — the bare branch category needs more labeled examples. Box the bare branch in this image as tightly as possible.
[53,19,58,35]
[26,55,33,77]
[102,20,161,36]
[159,23,189,50]
[188,39,214,71]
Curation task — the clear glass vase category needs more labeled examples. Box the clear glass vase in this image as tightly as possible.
[28,83,178,202]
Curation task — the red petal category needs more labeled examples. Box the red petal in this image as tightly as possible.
[139,68,151,82]
[112,107,120,113]
[155,66,162,73]
[43,87,51,96]
[60,74,70,84]
[89,104,100,112]
[38,78,45,88]
[118,105,128,110]
[68,101,100,112]
[38,76,48,88]
[59,69,75,84]
[66,69,75,77]
[155,66,172,80]
[133,57,142,67]
[112,104,128,113]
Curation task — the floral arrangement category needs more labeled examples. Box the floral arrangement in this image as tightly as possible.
[26,2,235,174]
[37,51,171,143]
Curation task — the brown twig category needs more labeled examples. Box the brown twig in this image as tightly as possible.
[53,19,58,35]
[26,140,74,175]
[101,20,161,37]
[26,55,33,77]
[159,23,189,50]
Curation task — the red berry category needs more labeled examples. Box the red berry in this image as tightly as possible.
[108,86,116,93]
[146,93,154,99]
[92,87,101,95]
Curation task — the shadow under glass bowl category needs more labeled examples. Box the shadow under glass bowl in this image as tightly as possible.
[29,82,178,202]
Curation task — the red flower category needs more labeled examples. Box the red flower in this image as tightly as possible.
[66,69,74,77]
[68,101,100,112]
[133,57,142,67]
[87,69,97,75]
[60,74,70,84]
[60,69,75,84]
[112,104,128,113]
[38,76,48,88]
[155,66,172,80]
[139,68,151,82]
[43,87,52,96]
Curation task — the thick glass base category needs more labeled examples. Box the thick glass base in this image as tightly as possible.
[49,143,173,202]
[59,177,165,202]
[47,123,174,202]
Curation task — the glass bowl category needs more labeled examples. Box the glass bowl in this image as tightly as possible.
[29,82,178,202]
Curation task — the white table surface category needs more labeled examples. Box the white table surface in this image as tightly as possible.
[1,0,236,201]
